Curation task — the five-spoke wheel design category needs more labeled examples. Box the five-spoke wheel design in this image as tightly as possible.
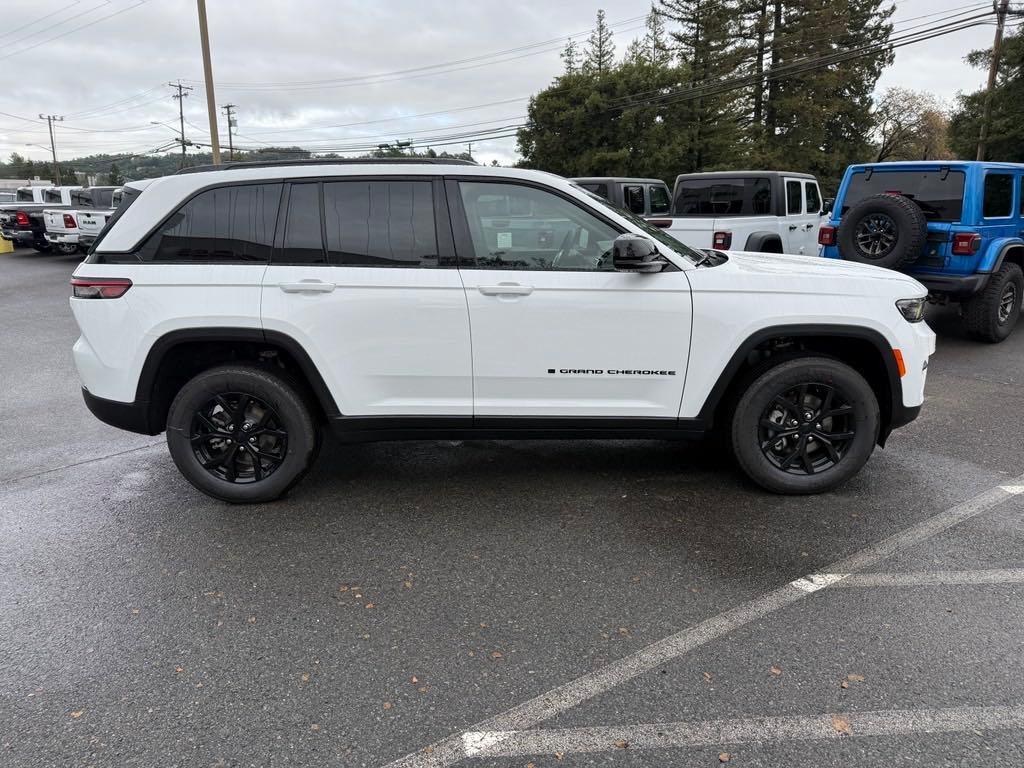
[758,383,856,476]
[190,393,288,483]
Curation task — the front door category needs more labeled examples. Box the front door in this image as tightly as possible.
[261,178,472,417]
[448,179,691,419]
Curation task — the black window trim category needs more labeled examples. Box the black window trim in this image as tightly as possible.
[443,175,680,272]
[982,171,1015,220]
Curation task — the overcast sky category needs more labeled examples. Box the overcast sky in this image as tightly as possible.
[1,0,1005,169]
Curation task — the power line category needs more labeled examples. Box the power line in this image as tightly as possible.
[0,0,150,63]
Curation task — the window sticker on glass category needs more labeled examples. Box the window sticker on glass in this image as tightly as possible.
[579,229,589,248]
[496,232,512,249]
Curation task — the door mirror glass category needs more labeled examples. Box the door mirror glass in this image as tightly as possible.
[612,234,664,273]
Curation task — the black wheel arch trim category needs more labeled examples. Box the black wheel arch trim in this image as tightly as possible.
[135,327,340,425]
[743,231,783,252]
[694,323,908,443]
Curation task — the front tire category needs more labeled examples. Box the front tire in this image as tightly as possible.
[963,262,1023,343]
[166,365,319,503]
[730,357,880,494]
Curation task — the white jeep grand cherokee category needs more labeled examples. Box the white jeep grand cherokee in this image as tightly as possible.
[70,160,935,503]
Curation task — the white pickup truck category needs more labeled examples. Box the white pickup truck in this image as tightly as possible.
[648,171,828,256]
[43,186,119,254]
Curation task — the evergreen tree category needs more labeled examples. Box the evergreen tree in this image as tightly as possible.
[107,161,125,186]
[949,28,1024,161]
[583,9,616,75]
[642,5,672,66]
[560,37,581,75]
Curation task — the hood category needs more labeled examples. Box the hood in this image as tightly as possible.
[712,250,927,296]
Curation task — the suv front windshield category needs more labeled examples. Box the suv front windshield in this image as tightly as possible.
[574,185,707,265]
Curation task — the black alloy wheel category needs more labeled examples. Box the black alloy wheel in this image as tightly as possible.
[853,213,897,260]
[190,392,288,483]
[758,382,856,476]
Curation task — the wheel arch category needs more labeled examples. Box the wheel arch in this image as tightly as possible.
[743,231,783,253]
[984,239,1024,273]
[697,324,902,446]
[136,328,340,434]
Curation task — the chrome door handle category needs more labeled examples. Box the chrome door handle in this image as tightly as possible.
[279,280,336,294]
[478,283,533,296]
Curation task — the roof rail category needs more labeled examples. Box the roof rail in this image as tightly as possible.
[174,157,479,174]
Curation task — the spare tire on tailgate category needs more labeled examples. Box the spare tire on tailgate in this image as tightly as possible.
[836,193,927,269]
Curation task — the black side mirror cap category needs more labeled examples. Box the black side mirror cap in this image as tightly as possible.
[612,233,665,273]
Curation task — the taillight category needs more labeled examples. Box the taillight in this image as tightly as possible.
[15,211,29,226]
[712,231,732,249]
[818,225,837,246]
[63,213,77,228]
[951,232,982,255]
[71,277,132,299]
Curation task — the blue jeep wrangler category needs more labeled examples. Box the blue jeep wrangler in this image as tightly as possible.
[820,161,1024,342]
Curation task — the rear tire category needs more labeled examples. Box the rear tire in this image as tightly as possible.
[166,365,319,503]
[836,193,927,270]
[963,262,1023,343]
[31,243,51,253]
[730,357,879,494]
[55,242,78,255]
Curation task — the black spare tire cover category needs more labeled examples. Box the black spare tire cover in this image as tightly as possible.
[836,193,927,269]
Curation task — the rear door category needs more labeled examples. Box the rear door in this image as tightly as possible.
[449,178,691,419]
[260,177,472,417]
[782,177,818,255]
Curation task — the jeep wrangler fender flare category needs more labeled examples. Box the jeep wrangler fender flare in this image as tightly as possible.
[135,327,341,424]
[695,324,905,442]
[743,231,783,253]
[978,237,1024,274]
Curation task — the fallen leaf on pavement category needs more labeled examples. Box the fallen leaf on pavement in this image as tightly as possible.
[614,739,628,749]
[770,665,782,676]
[719,752,731,762]
[840,681,849,689]
[383,701,393,710]
[301,673,310,683]
[310,723,320,732]
[365,603,375,609]
[554,752,564,760]
[403,581,413,589]
[490,651,503,659]
[703,672,714,682]
[846,673,865,683]
[175,666,184,673]
[410,676,418,684]
[70,711,84,719]
[338,585,349,592]
[831,713,853,735]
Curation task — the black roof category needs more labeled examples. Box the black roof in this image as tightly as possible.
[175,157,479,175]
[674,170,815,182]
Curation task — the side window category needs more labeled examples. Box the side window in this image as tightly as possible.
[648,185,671,215]
[623,184,645,214]
[805,182,821,214]
[457,181,620,271]
[324,180,437,267]
[786,180,803,215]
[139,183,282,262]
[983,173,1013,218]
[578,182,609,199]
[282,183,325,264]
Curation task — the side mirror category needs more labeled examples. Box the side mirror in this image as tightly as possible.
[821,198,835,216]
[613,233,665,273]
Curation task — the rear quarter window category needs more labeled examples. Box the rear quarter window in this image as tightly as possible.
[842,170,965,222]
[983,173,1014,218]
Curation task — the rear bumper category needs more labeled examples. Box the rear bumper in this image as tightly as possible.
[45,232,79,245]
[81,388,156,435]
[911,272,988,298]
[1,228,40,245]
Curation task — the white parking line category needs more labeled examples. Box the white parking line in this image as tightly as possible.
[828,568,1024,588]
[459,705,1024,759]
[380,474,1024,768]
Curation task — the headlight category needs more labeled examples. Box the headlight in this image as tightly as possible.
[896,297,926,323]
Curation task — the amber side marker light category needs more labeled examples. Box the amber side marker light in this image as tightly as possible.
[71,277,132,299]
[893,349,907,378]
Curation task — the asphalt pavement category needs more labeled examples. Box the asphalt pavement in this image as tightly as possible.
[1,247,1022,768]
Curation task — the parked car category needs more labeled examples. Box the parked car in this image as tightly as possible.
[43,186,120,254]
[647,171,826,255]
[820,161,1024,342]
[0,190,15,203]
[70,159,933,502]
[78,188,123,250]
[570,177,672,217]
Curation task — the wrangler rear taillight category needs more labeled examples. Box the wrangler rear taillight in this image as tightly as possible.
[71,277,132,299]
[63,213,77,228]
[818,225,837,246]
[951,232,982,256]
[712,231,732,249]
[15,211,29,226]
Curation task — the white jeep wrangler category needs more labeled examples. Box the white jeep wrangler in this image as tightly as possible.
[70,160,935,503]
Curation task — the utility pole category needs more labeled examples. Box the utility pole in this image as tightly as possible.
[221,103,236,161]
[976,0,1011,161]
[466,142,473,161]
[197,0,221,164]
[168,81,194,168]
[38,114,63,185]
